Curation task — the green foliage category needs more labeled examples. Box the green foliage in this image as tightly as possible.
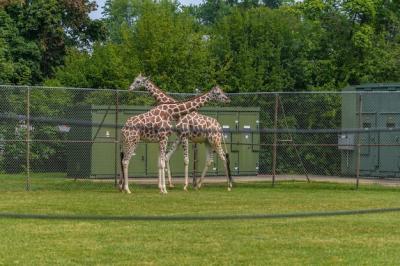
[298,0,400,85]
[189,0,232,25]
[210,7,308,92]
[54,0,213,93]
[133,0,213,92]
[45,0,400,92]
[0,9,41,84]
[0,0,398,89]
[0,0,105,84]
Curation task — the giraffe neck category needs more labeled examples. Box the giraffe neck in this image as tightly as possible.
[144,80,176,104]
[172,92,212,118]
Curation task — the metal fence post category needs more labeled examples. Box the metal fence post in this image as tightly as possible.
[26,87,30,191]
[356,93,363,189]
[114,90,119,187]
[272,93,278,187]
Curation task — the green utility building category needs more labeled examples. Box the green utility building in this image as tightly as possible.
[67,105,260,178]
[340,84,400,178]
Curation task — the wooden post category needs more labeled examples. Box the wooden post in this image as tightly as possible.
[356,94,363,189]
[272,94,279,187]
[26,87,30,191]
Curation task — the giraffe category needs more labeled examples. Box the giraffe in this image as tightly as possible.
[128,74,233,191]
[120,81,230,194]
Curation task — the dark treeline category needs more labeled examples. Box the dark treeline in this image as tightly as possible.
[1,0,400,92]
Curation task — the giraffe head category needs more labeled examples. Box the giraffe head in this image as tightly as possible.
[208,86,230,103]
[129,73,149,91]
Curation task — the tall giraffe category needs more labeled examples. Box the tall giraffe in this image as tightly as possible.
[129,74,233,191]
[120,81,230,194]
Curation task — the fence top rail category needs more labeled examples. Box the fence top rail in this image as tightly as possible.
[2,112,400,135]
[2,84,400,95]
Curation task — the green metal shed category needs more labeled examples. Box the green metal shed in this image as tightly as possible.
[67,105,260,178]
[340,83,400,177]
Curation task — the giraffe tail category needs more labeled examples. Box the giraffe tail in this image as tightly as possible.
[120,152,124,187]
[225,152,233,185]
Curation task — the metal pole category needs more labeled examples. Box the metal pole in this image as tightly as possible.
[192,143,198,187]
[272,94,278,187]
[356,94,362,189]
[114,90,119,187]
[277,95,310,182]
[26,87,30,191]
[293,143,310,182]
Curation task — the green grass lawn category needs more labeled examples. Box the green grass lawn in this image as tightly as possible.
[0,174,400,265]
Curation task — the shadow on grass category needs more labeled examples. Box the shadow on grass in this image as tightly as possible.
[1,207,400,221]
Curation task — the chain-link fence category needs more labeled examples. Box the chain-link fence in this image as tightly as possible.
[1,85,400,191]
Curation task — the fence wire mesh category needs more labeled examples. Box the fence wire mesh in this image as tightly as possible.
[1,85,400,191]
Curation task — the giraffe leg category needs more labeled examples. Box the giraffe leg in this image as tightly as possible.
[181,138,189,191]
[166,160,173,188]
[159,138,168,194]
[165,138,181,188]
[120,143,138,194]
[119,152,124,191]
[215,144,233,191]
[197,144,213,189]
[158,155,163,192]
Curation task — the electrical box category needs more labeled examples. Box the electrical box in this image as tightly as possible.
[341,83,400,177]
[338,134,355,150]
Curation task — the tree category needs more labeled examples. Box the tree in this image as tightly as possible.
[189,0,231,25]
[297,0,400,85]
[1,0,106,83]
[0,9,41,84]
[132,0,213,92]
[209,7,317,92]
[52,0,213,93]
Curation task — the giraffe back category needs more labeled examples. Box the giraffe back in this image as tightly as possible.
[176,112,223,144]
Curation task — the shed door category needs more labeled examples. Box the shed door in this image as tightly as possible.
[238,112,259,175]
[359,113,379,173]
[217,112,239,175]
[378,113,400,175]
[91,110,117,177]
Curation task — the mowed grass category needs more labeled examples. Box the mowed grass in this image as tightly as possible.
[0,174,400,265]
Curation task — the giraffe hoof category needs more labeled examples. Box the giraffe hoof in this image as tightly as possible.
[123,188,132,194]
[227,187,232,192]
[169,184,175,188]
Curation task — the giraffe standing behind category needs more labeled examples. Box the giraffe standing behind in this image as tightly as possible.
[120,83,230,194]
[129,74,233,191]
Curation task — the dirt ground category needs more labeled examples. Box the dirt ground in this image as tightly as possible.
[131,174,400,187]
